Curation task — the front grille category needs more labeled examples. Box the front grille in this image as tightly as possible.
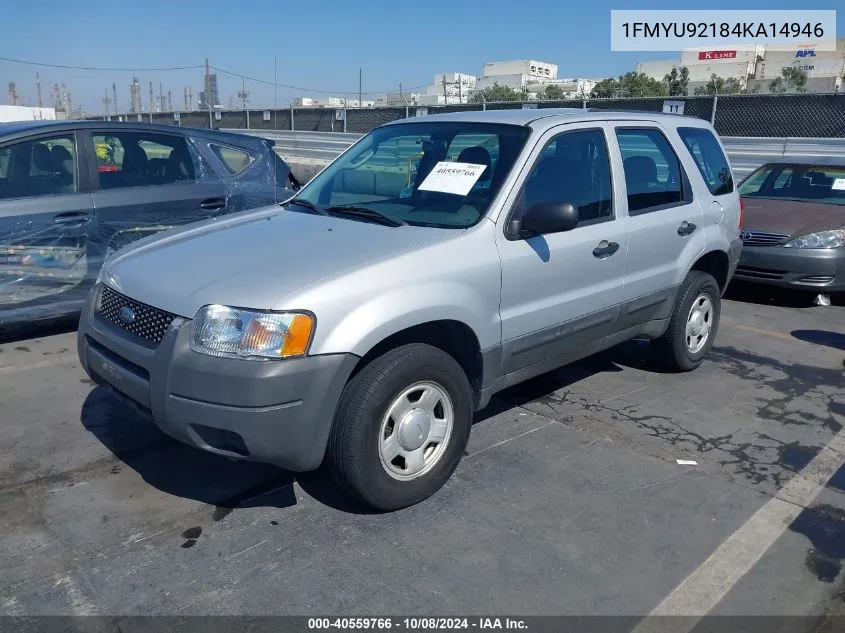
[97,285,176,346]
[740,230,790,247]
[735,266,786,280]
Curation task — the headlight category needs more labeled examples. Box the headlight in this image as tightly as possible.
[190,305,314,360]
[783,230,845,249]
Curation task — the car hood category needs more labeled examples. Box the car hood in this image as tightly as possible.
[741,197,845,237]
[100,206,456,318]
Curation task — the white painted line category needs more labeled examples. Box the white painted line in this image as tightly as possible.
[465,421,556,459]
[676,459,698,466]
[631,427,845,633]
[226,540,268,561]
[0,356,77,374]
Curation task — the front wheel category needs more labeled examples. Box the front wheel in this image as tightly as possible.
[326,343,473,511]
[652,270,721,372]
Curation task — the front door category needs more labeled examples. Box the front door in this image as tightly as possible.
[495,124,629,377]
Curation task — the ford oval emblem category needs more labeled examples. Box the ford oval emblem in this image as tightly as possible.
[119,305,136,324]
[739,230,752,241]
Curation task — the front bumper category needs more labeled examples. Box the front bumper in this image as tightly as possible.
[733,244,845,292]
[77,284,359,471]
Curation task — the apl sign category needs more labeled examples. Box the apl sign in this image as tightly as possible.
[796,48,817,58]
[698,50,737,60]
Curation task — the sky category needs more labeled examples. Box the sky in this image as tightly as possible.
[1,0,842,114]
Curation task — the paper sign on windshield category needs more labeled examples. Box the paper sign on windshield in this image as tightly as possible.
[418,162,487,196]
[832,178,845,191]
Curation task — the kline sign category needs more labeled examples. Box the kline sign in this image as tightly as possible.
[698,50,737,60]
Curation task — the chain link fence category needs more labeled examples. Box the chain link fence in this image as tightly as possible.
[103,92,844,137]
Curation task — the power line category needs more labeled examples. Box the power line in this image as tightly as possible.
[0,56,203,72]
[212,65,426,96]
[0,55,428,98]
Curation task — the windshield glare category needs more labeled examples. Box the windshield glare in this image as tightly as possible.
[739,164,845,206]
[289,122,531,228]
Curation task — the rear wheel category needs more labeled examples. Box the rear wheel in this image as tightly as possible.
[327,343,473,511]
[653,270,721,372]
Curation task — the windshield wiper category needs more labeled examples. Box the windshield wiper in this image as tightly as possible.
[286,198,329,215]
[325,205,406,227]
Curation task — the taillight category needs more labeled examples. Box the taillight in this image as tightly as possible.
[738,198,745,230]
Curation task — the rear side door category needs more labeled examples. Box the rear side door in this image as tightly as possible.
[608,123,705,330]
[83,128,228,261]
[495,123,629,378]
[0,130,96,316]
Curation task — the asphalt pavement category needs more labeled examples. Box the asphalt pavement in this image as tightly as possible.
[1,283,844,627]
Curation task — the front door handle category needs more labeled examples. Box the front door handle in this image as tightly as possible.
[199,197,226,210]
[593,240,620,259]
[677,221,697,236]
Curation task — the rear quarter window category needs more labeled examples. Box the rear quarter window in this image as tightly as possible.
[678,127,734,196]
[210,144,253,175]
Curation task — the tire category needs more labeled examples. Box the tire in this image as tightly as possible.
[327,343,473,511]
[652,270,721,372]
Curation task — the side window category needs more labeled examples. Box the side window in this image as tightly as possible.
[92,132,196,190]
[520,129,613,226]
[616,127,690,215]
[677,127,734,196]
[0,134,78,201]
[210,144,252,175]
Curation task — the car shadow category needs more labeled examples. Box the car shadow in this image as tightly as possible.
[792,329,845,352]
[80,387,376,516]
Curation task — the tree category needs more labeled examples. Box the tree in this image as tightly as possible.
[541,84,566,100]
[469,83,527,103]
[663,66,689,96]
[693,74,747,95]
[775,67,809,93]
[590,72,668,98]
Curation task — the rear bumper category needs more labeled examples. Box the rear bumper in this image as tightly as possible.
[77,284,358,471]
[733,244,845,292]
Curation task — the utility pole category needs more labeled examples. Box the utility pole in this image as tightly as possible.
[112,82,117,114]
[358,68,362,108]
[458,77,462,103]
[159,82,164,112]
[442,75,447,102]
[148,81,154,122]
[399,82,403,103]
[168,91,172,112]
[102,87,112,117]
[36,72,42,108]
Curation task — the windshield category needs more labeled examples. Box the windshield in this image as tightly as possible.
[739,163,845,206]
[287,121,531,228]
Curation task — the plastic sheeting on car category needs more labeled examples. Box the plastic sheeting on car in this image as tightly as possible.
[0,129,297,329]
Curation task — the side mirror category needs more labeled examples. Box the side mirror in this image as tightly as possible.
[519,202,579,236]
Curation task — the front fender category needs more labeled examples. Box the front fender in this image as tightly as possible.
[310,281,500,358]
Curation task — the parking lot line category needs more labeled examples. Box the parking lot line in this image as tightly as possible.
[631,426,845,632]
[729,323,797,343]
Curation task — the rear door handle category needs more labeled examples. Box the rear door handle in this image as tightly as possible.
[53,211,91,226]
[592,240,620,259]
[199,197,226,210]
[677,221,697,236]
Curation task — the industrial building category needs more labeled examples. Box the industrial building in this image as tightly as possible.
[0,105,57,123]
[636,39,844,93]
[129,77,142,113]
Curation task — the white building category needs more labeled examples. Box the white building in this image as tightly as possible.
[292,97,375,108]
[422,73,476,104]
[483,60,558,80]
[0,105,57,123]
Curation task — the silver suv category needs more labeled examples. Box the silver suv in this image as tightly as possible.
[77,109,743,510]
